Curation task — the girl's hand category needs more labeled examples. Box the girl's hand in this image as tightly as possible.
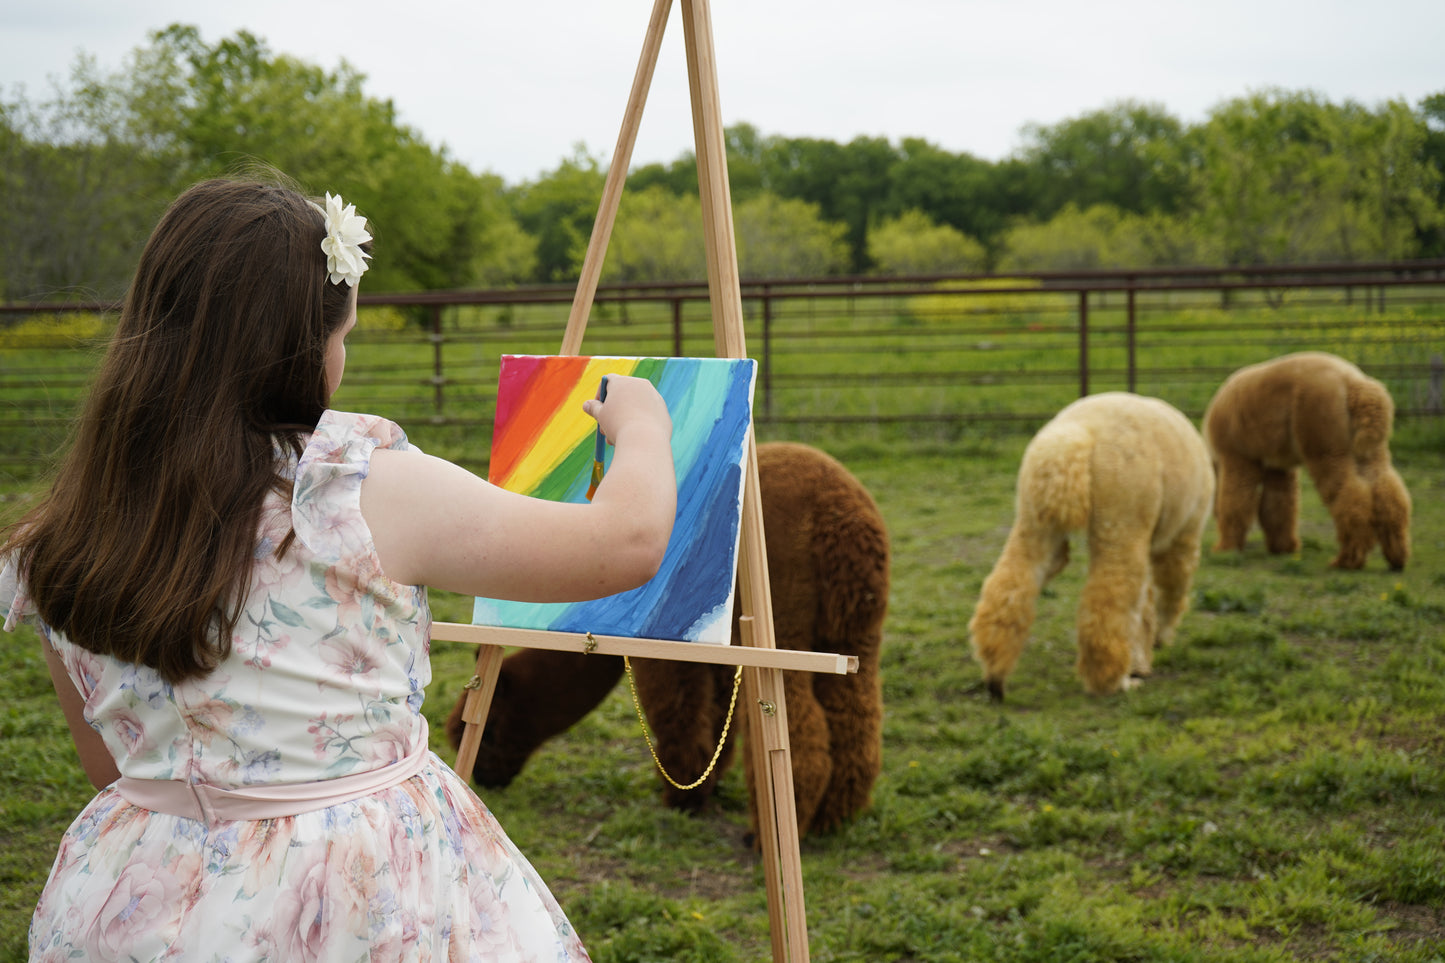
[583,375,672,446]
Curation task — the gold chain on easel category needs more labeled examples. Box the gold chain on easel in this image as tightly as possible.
[623,656,744,790]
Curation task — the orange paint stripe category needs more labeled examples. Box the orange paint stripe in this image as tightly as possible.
[490,356,592,486]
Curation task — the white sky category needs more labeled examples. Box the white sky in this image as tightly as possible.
[3,1,1443,186]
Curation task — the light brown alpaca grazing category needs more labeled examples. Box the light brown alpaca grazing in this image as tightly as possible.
[1203,351,1411,570]
[444,441,890,837]
[968,393,1214,699]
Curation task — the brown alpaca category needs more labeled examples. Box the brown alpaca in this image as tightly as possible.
[444,441,889,837]
[968,393,1214,699]
[1203,352,1411,570]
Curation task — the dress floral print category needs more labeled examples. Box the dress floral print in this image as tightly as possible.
[3,410,590,963]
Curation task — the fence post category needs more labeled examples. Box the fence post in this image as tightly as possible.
[1126,285,1137,393]
[1078,290,1089,397]
[761,284,773,419]
[430,304,444,418]
[672,296,684,357]
[1429,354,1443,414]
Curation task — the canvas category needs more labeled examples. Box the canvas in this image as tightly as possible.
[472,355,758,644]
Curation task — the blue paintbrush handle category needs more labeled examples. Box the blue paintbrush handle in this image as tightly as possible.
[592,375,609,461]
[585,375,610,501]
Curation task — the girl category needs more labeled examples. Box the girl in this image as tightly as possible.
[1,177,675,961]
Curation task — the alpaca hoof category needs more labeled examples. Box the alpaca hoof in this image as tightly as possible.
[1119,676,1143,691]
[986,678,1006,702]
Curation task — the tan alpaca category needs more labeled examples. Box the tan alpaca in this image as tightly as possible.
[969,393,1214,699]
[1203,352,1411,570]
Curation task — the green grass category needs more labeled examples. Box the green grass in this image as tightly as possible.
[1,286,1443,959]
[6,425,1442,961]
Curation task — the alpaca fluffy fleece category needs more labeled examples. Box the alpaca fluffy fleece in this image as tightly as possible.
[968,392,1214,699]
[1203,351,1411,571]
[445,441,889,837]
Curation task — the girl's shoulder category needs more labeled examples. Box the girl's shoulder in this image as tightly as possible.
[290,410,419,564]
[305,410,415,465]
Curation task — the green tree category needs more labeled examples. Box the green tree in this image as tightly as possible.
[734,193,848,278]
[1,24,513,297]
[760,135,899,272]
[1417,91,1445,256]
[512,146,608,282]
[995,203,1218,271]
[722,121,767,201]
[1107,211,1221,269]
[1019,101,1191,217]
[626,154,698,198]
[594,188,846,282]
[630,130,1034,272]
[625,123,769,202]
[0,57,177,300]
[470,201,538,287]
[884,139,1035,257]
[868,209,986,275]
[129,25,493,292]
[1190,89,1440,264]
[598,186,705,282]
[1331,98,1442,260]
[997,203,1123,272]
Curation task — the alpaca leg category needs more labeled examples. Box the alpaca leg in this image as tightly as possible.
[807,638,883,834]
[745,671,832,839]
[1258,468,1301,554]
[1368,464,1411,570]
[799,488,888,835]
[1075,542,1151,695]
[1305,455,1375,569]
[1043,537,1070,582]
[1150,530,1203,649]
[1131,582,1159,678]
[968,525,1067,701]
[1212,454,1263,552]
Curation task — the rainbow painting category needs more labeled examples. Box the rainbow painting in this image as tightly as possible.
[471,355,758,644]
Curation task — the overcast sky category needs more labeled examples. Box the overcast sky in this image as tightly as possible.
[3,1,1442,186]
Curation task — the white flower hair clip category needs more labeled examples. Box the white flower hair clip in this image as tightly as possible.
[308,192,372,286]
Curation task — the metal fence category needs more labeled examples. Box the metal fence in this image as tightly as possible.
[3,260,1443,476]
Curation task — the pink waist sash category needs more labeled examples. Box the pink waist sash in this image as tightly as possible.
[114,744,432,826]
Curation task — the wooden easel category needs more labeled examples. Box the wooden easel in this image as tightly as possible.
[428,2,855,960]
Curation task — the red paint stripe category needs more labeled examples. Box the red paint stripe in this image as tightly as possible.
[490,356,591,486]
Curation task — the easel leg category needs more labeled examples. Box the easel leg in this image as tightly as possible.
[453,644,506,778]
[741,623,810,963]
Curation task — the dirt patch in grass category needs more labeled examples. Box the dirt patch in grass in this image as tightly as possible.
[1375,899,1445,946]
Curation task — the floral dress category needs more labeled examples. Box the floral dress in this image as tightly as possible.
[4,410,590,963]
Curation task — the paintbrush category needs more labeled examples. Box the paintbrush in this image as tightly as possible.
[585,375,610,501]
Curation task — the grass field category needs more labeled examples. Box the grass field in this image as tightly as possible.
[2,417,1442,961]
[1,286,1443,960]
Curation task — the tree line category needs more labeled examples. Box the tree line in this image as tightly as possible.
[3,24,1444,302]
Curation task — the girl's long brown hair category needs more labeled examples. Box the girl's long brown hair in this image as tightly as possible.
[4,178,360,684]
